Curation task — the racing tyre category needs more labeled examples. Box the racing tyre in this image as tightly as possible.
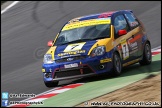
[44,81,58,87]
[112,52,122,76]
[139,43,152,65]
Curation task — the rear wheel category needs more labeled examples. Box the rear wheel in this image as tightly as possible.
[139,42,152,65]
[44,81,59,87]
[111,52,122,76]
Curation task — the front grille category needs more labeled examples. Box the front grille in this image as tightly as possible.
[55,56,86,63]
[53,66,93,78]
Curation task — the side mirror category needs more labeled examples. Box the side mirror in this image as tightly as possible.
[118,29,127,36]
[47,40,53,47]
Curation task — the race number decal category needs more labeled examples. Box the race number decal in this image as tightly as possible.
[121,39,129,60]
[64,42,86,52]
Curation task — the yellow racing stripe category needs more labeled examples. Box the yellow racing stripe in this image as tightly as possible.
[100,58,112,63]
[123,58,140,67]
[87,38,113,55]
[113,27,140,47]
[62,19,111,31]
[53,33,59,45]
[87,25,115,55]
[88,26,141,55]
[46,46,57,60]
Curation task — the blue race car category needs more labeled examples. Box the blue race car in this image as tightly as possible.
[42,10,152,87]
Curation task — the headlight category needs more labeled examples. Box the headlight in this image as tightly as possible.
[43,54,54,64]
[90,46,106,57]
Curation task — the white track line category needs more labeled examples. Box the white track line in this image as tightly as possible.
[26,98,47,102]
[151,46,161,51]
[45,88,71,94]
[1,1,19,14]
[20,87,61,102]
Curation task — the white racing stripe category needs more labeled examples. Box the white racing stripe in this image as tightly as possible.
[1,1,20,14]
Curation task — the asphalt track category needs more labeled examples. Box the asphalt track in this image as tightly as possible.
[1,1,161,102]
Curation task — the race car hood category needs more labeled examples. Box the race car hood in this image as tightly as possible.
[46,38,113,60]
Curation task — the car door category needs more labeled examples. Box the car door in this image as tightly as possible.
[124,12,142,58]
[113,14,134,63]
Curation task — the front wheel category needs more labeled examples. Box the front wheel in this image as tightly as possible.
[111,52,122,76]
[139,42,152,65]
[44,81,59,87]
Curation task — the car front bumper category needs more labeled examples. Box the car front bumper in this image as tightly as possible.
[42,52,113,82]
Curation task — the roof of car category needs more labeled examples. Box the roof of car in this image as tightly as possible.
[68,10,133,23]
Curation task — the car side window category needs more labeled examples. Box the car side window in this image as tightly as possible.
[114,15,129,38]
[124,13,139,29]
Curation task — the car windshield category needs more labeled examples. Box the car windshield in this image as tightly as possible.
[54,18,111,46]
